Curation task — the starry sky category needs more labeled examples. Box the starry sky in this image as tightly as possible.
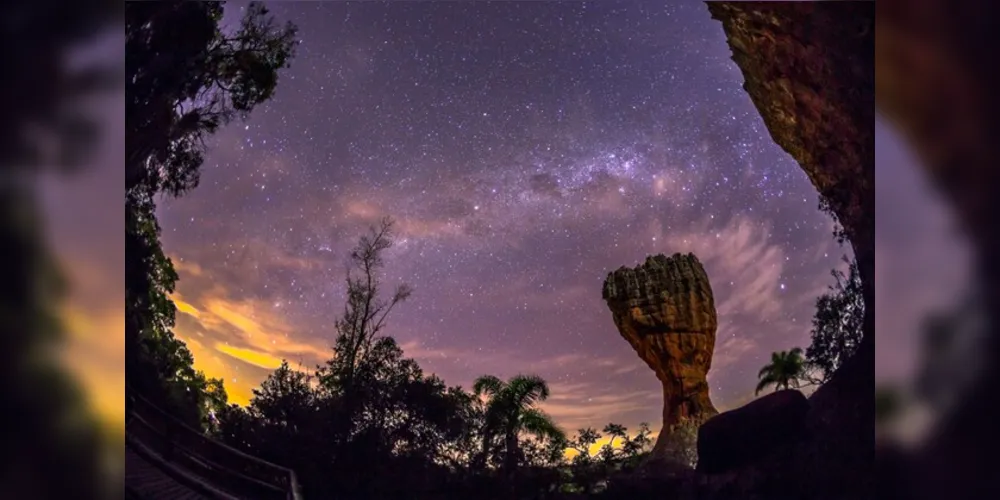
[153,0,852,431]
[44,1,971,434]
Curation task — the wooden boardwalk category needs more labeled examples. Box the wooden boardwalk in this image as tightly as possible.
[124,388,302,500]
[125,444,208,500]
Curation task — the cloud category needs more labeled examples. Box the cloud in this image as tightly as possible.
[168,260,336,406]
[670,216,787,321]
[173,258,205,277]
[173,293,202,319]
[711,332,758,372]
[184,294,332,363]
[215,343,286,370]
[541,381,660,432]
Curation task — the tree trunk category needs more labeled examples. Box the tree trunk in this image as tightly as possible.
[504,430,518,499]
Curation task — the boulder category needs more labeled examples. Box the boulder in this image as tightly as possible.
[696,390,809,475]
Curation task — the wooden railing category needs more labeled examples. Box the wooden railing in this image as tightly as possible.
[126,386,303,500]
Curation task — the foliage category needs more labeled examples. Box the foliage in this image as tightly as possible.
[209,221,671,498]
[818,197,850,245]
[473,373,565,476]
[126,189,228,428]
[805,257,865,383]
[125,0,298,429]
[125,0,298,197]
[564,423,654,494]
[755,348,808,395]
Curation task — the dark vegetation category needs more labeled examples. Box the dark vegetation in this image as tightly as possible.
[210,218,663,498]
[122,2,873,498]
[125,0,297,429]
[756,215,865,394]
[2,0,119,497]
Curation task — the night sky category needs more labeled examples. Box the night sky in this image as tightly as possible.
[154,1,849,431]
[49,1,970,432]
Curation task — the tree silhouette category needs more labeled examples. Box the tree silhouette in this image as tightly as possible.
[124,0,298,427]
[316,217,413,448]
[805,257,864,383]
[125,1,298,197]
[755,348,808,395]
[473,374,565,477]
[212,219,484,498]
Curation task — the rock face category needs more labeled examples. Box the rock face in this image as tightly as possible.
[697,390,810,475]
[602,253,718,458]
[706,2,874,498]
[706,2,875,421]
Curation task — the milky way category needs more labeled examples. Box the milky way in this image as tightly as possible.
[152,1,852,431]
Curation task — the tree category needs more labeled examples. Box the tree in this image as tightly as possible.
[125,1,298,197]
[250,361,316,431]
[755,348,808,395]
[805,257,865,382]
[127,190,229,427]
[568,427,606,494]
[472,374,565,477]
[124,1,297,427]
[229,218,475,498]
[618,422,654,463]
[315,217,413,442]
[599,423,628,463]
[564,423,654,493]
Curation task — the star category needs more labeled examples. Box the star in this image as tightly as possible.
[153,1,849,431]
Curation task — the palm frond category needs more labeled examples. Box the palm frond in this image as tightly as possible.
[755,374,776,396]
[509,374,550,407]
[473,374,504,398]
[520,407,565,442]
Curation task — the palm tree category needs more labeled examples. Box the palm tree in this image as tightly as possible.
[472,374,565,475]
[755,348,808,395]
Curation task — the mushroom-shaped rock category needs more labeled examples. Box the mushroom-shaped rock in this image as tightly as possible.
[602,253,719,459]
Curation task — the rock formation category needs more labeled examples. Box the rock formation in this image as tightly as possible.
[602,253,718,459]
[703,2,874,498]
[705,3,875,424]
[697,390,809,475]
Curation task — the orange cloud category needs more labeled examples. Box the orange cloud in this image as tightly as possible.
[215,343,285,370]
[168,267,333,407]
[173,293,202,319]
[173,258,205,277]
[181,336,257,406]
[200,297,331,361]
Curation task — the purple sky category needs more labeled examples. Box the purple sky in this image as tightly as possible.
[44,1,970,432]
